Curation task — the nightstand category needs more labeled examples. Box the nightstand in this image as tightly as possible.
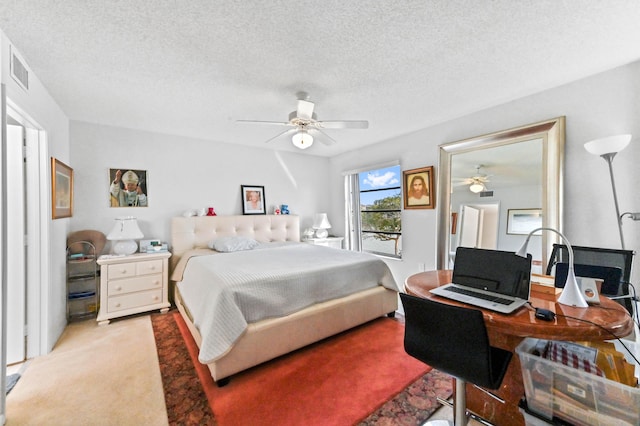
[304,237,344,249]
[96,251,171,325]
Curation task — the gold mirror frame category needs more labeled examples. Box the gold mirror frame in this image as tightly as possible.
[436,117,565,271]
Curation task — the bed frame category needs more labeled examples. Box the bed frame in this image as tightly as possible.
[170,214,398,385]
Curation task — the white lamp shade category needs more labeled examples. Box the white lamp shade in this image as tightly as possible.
[312,213,331,229]
[584,134,631,156]
[107,217,144,255]
[107,217,144,240]
[292,131,314,149]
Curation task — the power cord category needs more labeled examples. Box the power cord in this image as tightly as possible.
[608,282,640,329]
[527,301,640,366]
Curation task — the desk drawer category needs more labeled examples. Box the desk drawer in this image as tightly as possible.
[107,274,163,296]
[107,289,163,313]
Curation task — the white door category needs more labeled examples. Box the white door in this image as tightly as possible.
[6,124,26,364]
[458,205,481,248]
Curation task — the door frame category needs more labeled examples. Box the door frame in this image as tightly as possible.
[6,98,49,360]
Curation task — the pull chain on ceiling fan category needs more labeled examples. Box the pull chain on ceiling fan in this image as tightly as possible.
[237,95,369,149]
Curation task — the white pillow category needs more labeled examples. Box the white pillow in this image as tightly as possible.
[208,236,259,252]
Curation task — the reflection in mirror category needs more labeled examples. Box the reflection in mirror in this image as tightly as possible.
[436,117,565,273]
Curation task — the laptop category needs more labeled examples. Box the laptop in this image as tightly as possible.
[430,247,532,314]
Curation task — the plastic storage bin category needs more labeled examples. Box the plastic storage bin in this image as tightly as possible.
[516,337,640,426]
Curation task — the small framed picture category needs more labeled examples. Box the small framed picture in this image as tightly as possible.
[51,158,73,219]
[241,185,266,215]
[403,166,435,209]
[507,208,543,235]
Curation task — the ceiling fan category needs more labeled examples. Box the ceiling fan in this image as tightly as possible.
[237,95,369,149]
[455,165,491,193]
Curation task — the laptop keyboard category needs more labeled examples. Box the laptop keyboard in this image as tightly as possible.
[446,286,513,305]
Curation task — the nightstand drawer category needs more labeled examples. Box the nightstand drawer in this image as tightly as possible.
[136,259,163,276]
[107,274,163,296]
[107,263,136,279]
[107,289,163,313]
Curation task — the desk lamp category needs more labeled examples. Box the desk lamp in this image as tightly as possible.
[312,213,331,239]
[516,227,588,308]
[107,217,144,255]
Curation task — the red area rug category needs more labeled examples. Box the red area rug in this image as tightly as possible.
[152,311,453,425]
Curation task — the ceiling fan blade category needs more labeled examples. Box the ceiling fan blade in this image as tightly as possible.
[296,100,315,120]
[309,128,337,146]
[237,119,292,126]
[264,128,298,144]
[315,120,369,129]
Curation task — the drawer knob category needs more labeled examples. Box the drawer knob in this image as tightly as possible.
[120,269,127,274]
[116,286,122,291]
[115,303,121,308]
[153,295,159,301]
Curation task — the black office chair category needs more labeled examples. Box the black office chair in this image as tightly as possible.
[546,244,636,314]
[400,293,513,426]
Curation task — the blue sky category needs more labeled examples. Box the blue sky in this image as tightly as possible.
[359,165,401,205]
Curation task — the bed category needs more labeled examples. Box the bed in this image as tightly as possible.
[170,214,399,385]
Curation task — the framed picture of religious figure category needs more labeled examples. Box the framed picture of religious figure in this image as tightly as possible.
[109,168,148,207]
[51,158,73,219]
[403,166,435,209]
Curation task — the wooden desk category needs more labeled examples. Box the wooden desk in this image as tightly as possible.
[404,270,634,426]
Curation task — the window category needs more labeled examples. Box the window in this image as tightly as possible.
[346,164,402,258]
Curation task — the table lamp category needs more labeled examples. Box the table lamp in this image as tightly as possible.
[516,227,588,308]
[312,213,331,239]
[107,216,144,255]
[583,134,631,249]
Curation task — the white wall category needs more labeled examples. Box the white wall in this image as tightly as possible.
[1,30,70,352]
[69,122,332,245]
[329,60,640,286]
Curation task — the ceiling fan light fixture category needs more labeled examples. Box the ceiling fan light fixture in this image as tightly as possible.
[469,182,485,193]
[292,130,313,149]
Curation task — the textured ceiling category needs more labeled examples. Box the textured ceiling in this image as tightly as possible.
[1,1,640,157]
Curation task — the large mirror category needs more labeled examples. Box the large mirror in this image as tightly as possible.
[436,117,565,273]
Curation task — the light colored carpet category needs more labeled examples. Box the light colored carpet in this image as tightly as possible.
[5,315,168,426]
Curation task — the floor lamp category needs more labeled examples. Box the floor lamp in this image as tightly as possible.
[584,134,631,250]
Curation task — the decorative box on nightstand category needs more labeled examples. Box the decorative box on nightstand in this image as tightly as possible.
[304,237,344,249]
[96,251,171,325]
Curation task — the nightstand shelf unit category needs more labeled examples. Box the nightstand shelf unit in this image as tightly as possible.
[96,251,171,325]
[67,241,99,321]
[304,236,344,249]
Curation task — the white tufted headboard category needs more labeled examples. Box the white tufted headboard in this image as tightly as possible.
[170,215,300,268]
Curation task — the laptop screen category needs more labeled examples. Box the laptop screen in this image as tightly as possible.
[452,247,532,300]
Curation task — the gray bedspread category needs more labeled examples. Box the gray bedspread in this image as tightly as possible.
[176,242,398,363]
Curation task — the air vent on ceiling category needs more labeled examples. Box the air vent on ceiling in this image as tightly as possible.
[10,46,29,91]
[479,190,494,197]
